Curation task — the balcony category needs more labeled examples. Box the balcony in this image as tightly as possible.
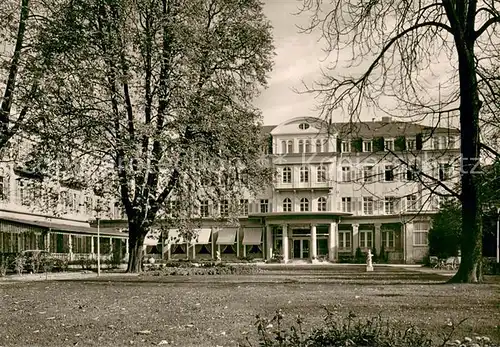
[274,180,331,190]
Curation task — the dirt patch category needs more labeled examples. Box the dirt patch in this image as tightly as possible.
[0,266,498,347]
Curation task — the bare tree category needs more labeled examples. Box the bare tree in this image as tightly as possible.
[298,0,500,282]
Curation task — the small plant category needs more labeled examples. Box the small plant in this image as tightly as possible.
[379,244,388,263]
[0,262,7,277]
[13,254,26,275]
[354,247,363,263]
[371,246,378,263]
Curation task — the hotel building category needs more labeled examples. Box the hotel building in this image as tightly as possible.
[0,116,460,264]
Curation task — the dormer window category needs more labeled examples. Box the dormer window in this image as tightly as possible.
[298,123,310,130]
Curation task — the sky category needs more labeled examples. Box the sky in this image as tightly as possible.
[256,1,326,126]
[256,1,458,128]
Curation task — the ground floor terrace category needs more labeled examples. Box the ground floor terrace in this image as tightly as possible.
[1,210,433,264]
[0,214,129,261]
[144,212,432,264]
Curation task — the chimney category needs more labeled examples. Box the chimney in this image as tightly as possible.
[381,116,392,123]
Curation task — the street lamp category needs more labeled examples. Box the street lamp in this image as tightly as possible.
[94,203,104,277]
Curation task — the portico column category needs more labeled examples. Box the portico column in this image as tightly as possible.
[282,224,289,263]
[266,225,273,260]
[310,224,317,262]
[45,232,51,252]
[91,236,94,258]
[329,222,338,262]
[374,223,382,254]
[352,223,359,254]
[68,235,73,261]
[125,238,129,257]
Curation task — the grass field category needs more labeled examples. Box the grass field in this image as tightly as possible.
[0,265,499,347]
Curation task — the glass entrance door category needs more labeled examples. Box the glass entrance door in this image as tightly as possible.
[292,239,310,259]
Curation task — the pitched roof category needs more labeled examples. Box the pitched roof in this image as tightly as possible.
[264,119,459,138]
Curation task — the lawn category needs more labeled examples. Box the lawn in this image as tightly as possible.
[0,265,499,347]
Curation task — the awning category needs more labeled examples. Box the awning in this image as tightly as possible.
[242,228,262,245]
[164,229,187,244]
[192,229,211,244]
[216,228,237,245]
[144,230,160,246]
[0,216,125,237]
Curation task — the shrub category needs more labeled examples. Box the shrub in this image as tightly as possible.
[154,263,263,276]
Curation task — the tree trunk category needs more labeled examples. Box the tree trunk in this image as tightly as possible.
[448,36,483,283]
[126,223,147,273]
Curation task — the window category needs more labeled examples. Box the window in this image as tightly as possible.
[220,200,229,217]
[341,141,351,153]
[200,200,210,217]
[341,197,352,212]
[439,136,448,149]
[363,197,374,215]
[281,141,287,154]
[305,140,311,153]
[317,197,327,212]
[433,137,440,150]
[0,175,5,200]
[407,139,415,150]
[287,141,293,153]
[282,198,292,212]
[384,140,394,151]
[298,140,304,153]
[339,231,351,249]
[438,163,450,181]
[384,165,394,182]
[363,166,373,183]
[382,230,395,248]
[407,194,418,211]
[413,222,429,245]
[282,167,292,183]
[448,136,456,149]
[384,197,395,214]
[239,199,248,216]
[406,168,415,181]
[359,229,373,248]
[316,165,327,182]
[299,123,310,130]
[342,166,351,182]
[300,166,309,183]
[363,141,372,152]
[84,196,93,215]
[260,199,269,213]
[316,139,323,153]
[300,198,309,212]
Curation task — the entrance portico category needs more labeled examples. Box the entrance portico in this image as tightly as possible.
[250,212,348,263]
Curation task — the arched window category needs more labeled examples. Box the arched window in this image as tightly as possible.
[281,140,287,154]
[317,165,327,182]
[316,139,322,153]
[300,198,309,212]
[300,166,309,183]
[282,167,292,183]
[287,140,293,153]
[283,198,292,212]
[305,140,311,153]
[317,197,327,212]
[298,140,304,153]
